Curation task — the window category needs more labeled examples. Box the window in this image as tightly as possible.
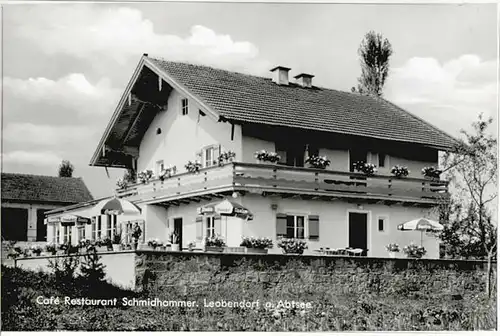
[55,226,60,243]
[92,216,102,240]
[307,144,319,157]
[378,217,387,232]
[106,214,117,238]
[156,160,164,176]
[202,145,220,168]
[206,217,215,238]
[63,226,72,244]
[181,98,189,115]
[204,147,214,168]
[378,153,386,167]
[276,143,306,167]
[286,215,305,239]
[78,225,86,241]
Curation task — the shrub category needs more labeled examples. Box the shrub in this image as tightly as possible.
[403,243,427,258]
[47,254,80,284]
[277,238,308,254]
[240,236,273,249]
[305,155,331,169]
[80,249,106,284]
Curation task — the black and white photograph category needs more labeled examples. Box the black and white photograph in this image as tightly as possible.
[1,0,498,332]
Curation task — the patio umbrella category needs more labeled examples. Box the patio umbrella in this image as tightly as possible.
[397,218,444,245]
[197,198,253,220]
[94,197,141,215]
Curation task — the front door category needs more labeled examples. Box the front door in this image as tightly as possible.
[36,209,50,241]
[348,212,368,256]
[174,218,183,250]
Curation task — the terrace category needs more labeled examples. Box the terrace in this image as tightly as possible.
[116,162,449,206]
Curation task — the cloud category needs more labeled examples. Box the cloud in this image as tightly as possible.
[3,74,120,116]
[3,123,98,146]
[14,6,271,75]
[2,151,63,166]
[385,55,497,135]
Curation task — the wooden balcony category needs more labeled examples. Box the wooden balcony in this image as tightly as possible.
[116,162,449,206]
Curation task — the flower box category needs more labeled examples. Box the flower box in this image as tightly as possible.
[254,150,281,163]
[305,155,331,169]
[353,161,377,176]
[245,247,268,254]
[205,246,224,253]
[223,246,245,253]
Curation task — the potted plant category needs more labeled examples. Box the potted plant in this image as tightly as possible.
[277,238,308,255]
[146,238,161,250]
[187,241,196,252]
[45,242,57,256]
[386,243,400,258]
[121,243,132,251]
[391,165,410,178]
[30,244,43,256]
[403,243,427,259]
[57,243,69,255]
[159,165,177,181]
[131,223,142,250]
[137,169,154,184]
[421,166,442,179]
[353,161,377,176]
[305,155,331,169]
[170,232,180,251]
[218,150,236,166]
[240,236,273,254]
[185,160,202,174]
[116,177,128,190]
[112,233,122,251]
[78,239,89,253]
[204,235,226,252]
[254,150,281,164]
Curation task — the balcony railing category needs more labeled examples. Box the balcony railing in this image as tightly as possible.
[116,162,448,204]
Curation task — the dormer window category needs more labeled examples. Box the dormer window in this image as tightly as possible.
[181,98,189,115]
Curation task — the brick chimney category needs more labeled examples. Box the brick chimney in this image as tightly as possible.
[270,66,291,85]
[294,73,314,88]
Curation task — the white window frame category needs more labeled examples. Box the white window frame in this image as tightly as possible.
[156,160,164,176]
[63,226,72,244]
[285,214,307,239]
[205,216,216,238]
[181,98,189,115]
[77,225,86,241]
[202,145,219,168]
[106,214,117,238]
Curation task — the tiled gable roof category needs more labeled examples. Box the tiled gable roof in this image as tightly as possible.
[149,57,457,150]
[1,173,94,204]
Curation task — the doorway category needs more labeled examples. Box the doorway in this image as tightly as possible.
[173,218,183,250]
[348,212,368,256]
[1,207,28,241]
[36,209,51,241]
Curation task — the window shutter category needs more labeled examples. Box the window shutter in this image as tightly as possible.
[276,213,287,239]
[195,216,203,240]
[308,215,320,240]
[213,145,221,166]
[214,215,222,235]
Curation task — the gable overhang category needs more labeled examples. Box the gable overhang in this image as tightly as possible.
[89,55,222,168]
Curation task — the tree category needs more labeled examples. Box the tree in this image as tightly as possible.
[58,160,74,177]
[439,114,497,296]
[351,31,393,97]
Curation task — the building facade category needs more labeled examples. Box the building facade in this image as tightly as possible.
[46,54,455,258]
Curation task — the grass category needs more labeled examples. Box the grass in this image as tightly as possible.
[1,265,497,331]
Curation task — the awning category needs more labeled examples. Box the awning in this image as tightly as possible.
[197,198,253,220]
[44,215,92,226]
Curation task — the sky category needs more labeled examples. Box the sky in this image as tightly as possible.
[1,2,498,199]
